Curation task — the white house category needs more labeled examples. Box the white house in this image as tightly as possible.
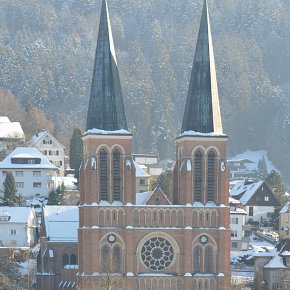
[230,179,280,224]
[0,116,25,152]
[28,130,66,176]
[134,162,150,193]
[0,147,58,199]
[0,207,37,247]
[229,197,249,250]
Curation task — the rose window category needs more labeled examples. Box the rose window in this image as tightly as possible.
[140,237,174,271]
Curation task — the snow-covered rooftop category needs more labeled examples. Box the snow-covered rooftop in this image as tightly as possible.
[0,147,58,170]
[178,130,227,138]
[230,180,263,205]
[28,131,46,146]
[0,117,24,139]
[0,207,34,223]
[134,162,150,178]
[43,206,78,242]
[83,128,131,136]
[136,191,153,205]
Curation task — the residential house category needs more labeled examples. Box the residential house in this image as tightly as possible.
[0,116,25,154]
[254,239,290,289]
[134,162,150,193]
[36,206,78,289]
[279,201,290,240]
[229,197,249,250]
[0,147,58,199]
[227,159,256,181]
[230,179,280,224]
[28,131,66,176]
[0,207,37,247]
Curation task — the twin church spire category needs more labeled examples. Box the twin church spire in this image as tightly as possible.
[86,0,222,135]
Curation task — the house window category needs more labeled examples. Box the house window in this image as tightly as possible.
[60,161,62,166]
[63,254,69,266]
[49,150,52,155]
[232,242,238,248]
[140,179,145,185]
[207,151,215,201]
[33,171,41,177]
[28,159,35,164]
[15,182,24,189]
[113,150,121,201]
[230,218,238,224]
[194,151,202,202]
[33,182,41,188]
[56,150,59,156]
[15,171,23,177]
[231,230,238,237]
[10,229,16,235]
[264,196,269,201]
[249,207,253,216]
[43,150,47,155]
[100,150,108,201]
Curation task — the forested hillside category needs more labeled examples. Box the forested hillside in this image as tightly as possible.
[0,0,289,181]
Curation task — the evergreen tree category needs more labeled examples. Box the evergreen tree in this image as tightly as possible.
[69,128,83,182]
[154,171,173,201]
[2,172,19,206]
[257,157,268,180]
[47,183,65,205]
[266,170,287,204]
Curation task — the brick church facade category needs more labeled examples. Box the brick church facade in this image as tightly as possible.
[37,0,230,289]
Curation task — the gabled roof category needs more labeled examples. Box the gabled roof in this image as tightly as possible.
[0,116,25,139]
[28,130,65,149]
[0,207,34,223]
[0,147,58,170]
[134,161,150,178]
[230,180,263,204]
[43,206,78,242]
[230,180,280,206]
[86,0,128,132]
[181,0,223,135]
[136,187,171,205]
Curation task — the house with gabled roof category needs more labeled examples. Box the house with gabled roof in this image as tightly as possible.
[254,239,290,289]
[134,161,150,193]
[230,179,280,224]
[28,130,66,176]
[36,206,78,289]
[0,207,37,247]
[0,147,58,199]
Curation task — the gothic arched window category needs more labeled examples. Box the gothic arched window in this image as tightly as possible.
[100,149,108,201]
[113,245,121,272]
[193,246,202,273]
[101,245,110,271]
[194,151,202,202]
[205,246,214,273]
[63,254,69,267]
[113,150,121,201]
[207,151,215,201]
[70,254,77,265]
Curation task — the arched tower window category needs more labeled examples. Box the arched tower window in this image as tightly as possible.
[113,150,121,201]
[100,149,108,201]
[101,245,110,272]
[70,254,77,265]
[193,246,202,273]
[194,151,202,202]
[204,246,214,273]
[63,254,69,267]
[113,245,122,272]
[207,151,215,201]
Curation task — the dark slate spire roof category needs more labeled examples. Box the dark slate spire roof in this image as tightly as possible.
[181,0,223,134]
[86,0,128,132]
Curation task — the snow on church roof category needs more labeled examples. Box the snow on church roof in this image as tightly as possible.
[136,191,153,205]
[0,116,24,139]
[43,206,78,242]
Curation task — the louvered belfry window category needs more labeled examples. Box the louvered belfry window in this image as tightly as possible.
[100,149,108,200]
[113,150,121,201]
[207,151,215,201]
[194,151,202,202]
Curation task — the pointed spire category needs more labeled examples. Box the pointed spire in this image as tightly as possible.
[86,0,128,131]
[181,0,223,134]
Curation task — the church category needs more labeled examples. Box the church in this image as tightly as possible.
[37,0,230,289]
